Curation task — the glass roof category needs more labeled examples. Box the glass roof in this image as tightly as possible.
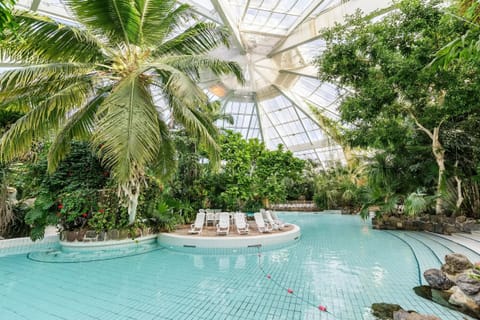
[11,0,393,167]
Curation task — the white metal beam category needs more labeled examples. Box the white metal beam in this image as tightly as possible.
[288,140,333,152]
[179,1,223,24]
[275,87,316,148]
[252,93,265,141]
[240,0,251,23]
[30,0,41,11]
[256,98,288,149]
[272,84,326,129]
[268,0,393,57]
[211,0,246,54]
[279,66,318,79]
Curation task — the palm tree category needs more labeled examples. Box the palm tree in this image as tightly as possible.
[0,0,244,224]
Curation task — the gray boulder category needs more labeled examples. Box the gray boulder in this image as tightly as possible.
[456,273,480,295]
[442,253,473,275]
[423,269,454,290]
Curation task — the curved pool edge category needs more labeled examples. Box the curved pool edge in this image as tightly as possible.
[158,224,301,249]
[59,234,158,252]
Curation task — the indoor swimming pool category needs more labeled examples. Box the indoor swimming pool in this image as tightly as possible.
[0,212,477,319]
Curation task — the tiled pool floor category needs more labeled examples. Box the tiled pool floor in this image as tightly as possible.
[0,213,477,319]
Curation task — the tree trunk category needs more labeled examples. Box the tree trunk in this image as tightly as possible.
[432,126,445,215]
[454,161,464,210]
[410,113,446,215]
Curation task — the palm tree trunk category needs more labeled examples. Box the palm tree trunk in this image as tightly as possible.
[121,181,141,225]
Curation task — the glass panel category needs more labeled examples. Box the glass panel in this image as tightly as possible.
[297,38,327,62]
[311,0,344,17]
[187,0,215,11]
[291,77,343,119]
[15,0,33,10]
[38,0,71,18]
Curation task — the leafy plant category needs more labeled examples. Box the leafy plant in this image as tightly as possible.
[404,190,435,216]
[88,207,130,233]
[24,192,58,240]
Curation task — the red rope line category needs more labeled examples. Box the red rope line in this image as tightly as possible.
[255,246,334,316]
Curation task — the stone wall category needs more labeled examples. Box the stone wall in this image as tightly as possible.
[372,214,479,235]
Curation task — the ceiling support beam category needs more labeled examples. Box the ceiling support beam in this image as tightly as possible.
[251,93,263,141]
[287,140,334,152]
[257,99,287,149]
[183,2,222,25]
[268,0,393,57]
[30,0,41,11]
[272,84,326,131]
[211,0,246,54]
[279,67,318,79]
[275,86,316,149]
[240,0,251,23]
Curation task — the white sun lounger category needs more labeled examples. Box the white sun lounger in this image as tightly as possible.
[189,212,205,234]
[263,210,285,230]
[254,212,272,233]
[270,211,289,227]
[216,212,230,236]
[234,212,249,235]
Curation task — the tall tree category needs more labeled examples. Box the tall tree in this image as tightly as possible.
[316,0,480,214]
[0,0,243,224]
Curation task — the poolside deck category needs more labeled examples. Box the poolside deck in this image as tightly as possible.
[160,222,301,249]
[173,222,295,237]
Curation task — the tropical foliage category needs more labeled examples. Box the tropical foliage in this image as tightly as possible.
[0,0,243,224]
[315,0,480,217]
[192,131,307,211]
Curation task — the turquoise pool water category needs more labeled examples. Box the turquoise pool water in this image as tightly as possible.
[0,213,477,319]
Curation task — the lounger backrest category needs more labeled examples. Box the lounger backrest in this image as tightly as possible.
[271,211,279,220]
[235,212,246,227]
[266,211,278,225]
[254,212,265,227]
[195,212,205,227]
[219,212,229,228]
[206,212,215,221]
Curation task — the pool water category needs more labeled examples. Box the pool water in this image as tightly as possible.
[0,213,476,319]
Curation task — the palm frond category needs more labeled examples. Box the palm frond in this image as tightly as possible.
[160,55,244,84]
[1,11,104,63]
[93,74,161,183]
[47,93,106,173]
[0,80,93,162]
[149,118,176,181]
[149,62,206,106]
[169,96,220,168]
[154,22,232,56]
[65,0,139,45]
[0,63,96,109]
[134,0,192,46]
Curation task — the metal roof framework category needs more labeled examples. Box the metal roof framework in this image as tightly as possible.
[12,0,393,166]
